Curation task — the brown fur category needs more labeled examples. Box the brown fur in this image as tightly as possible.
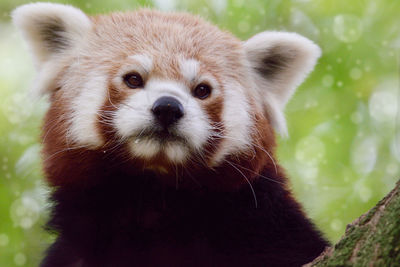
[37,9,280,191]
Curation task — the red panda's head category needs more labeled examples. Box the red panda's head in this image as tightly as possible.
[13,3,320,190]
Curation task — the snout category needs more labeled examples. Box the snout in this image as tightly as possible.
[151,96,184,129]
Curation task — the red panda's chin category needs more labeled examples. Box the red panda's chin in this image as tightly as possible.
[127,135,190,164]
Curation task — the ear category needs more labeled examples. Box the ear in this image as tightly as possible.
[244,32,321,137]
[12,3,92,95]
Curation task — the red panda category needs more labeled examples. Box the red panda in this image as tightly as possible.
[13,3,328,266]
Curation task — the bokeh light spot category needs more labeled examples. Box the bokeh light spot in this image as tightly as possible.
[350,111,363,124]
[296,135,325,165]
[0,234,9,246]
[152,0,176,11]
[350,68,362,80]
[290,9,319,40]
[233,0,244,8]
[15,144,41,177]
[333,14,363,43]
[390,134,400,162]
[351,136,377,174]
[210,0,227,14]
[10,196,40,229]
[358,184,372,202]
[297,164,318,184]
[322,75,334,87]
[386,163,398,175]
[14,253,26,266]
[369,91,397,123]
[330,219,343,232]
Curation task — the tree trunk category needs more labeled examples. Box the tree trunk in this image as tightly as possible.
[304,180,400,267]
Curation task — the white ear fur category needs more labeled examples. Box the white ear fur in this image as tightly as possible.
[12,3,92,95]
[244,32,321,137]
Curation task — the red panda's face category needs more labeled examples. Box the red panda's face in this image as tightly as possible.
[57,12,257,170]
[109,53,253,167]
[13,3,321,185]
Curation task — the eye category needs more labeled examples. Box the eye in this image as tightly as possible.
[123,72,144,89]
[193,83,211,99]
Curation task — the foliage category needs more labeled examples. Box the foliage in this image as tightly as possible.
[0,0,399,266]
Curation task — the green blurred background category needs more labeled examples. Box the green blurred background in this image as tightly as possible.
[1,0,399,266]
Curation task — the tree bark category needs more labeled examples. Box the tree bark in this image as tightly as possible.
[304,180,400,267]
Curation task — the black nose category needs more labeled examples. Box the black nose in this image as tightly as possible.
[151,96,184,128]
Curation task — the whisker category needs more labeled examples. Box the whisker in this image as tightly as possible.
[210,134,278,175]
[42,114,68,144]
[226,161,258,209]
[42,145,88,163]
[229,161,284,186]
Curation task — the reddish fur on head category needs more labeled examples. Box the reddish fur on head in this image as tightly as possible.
[14,4,320,191]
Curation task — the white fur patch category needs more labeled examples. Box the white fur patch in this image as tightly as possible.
[129,138,161,159]
[180,58,199,82]
[113,90,153,140]
[114,78,211,162]
[146,79,189,100]
[128,54,153,75]
[165,142,189,163]
[211,81,253,165]
[178,102,210,151]
[67,72,107,148]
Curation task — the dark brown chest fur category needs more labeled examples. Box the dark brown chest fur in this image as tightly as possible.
[41,169,328,267]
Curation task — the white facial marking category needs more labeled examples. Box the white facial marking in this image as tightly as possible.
[129,138,161,159]
[68,72,107,148]
[113,90,153,139]
[145,79,188,100]
[114,78,211,163]
[165,142,189,163]
[180,58,199,82]
[128,54,153,74]
[212,81,253,165]
[178,103,211,151]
